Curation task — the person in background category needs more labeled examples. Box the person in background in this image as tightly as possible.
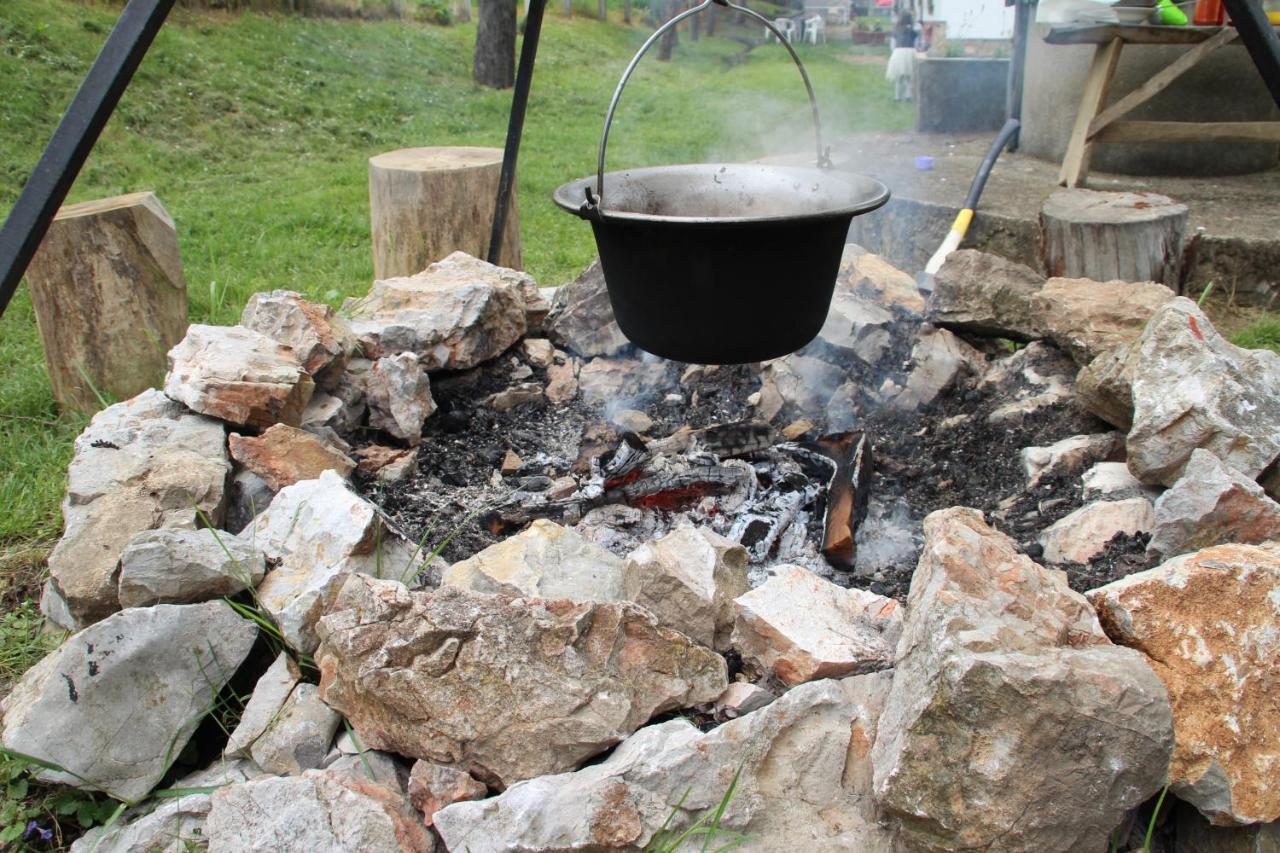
[885,10,918,102]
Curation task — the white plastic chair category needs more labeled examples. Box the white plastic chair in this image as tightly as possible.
[805,15,825,44]
[765,17,796,42]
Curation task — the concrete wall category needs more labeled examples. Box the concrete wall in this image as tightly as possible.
[1020,23,1280,176]
[916,58,1010,133]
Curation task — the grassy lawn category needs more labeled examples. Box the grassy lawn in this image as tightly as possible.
[0,0,912,621]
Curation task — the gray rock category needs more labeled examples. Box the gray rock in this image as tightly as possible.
[1021,432,1123,490]
[315,575,727,789]
[1081,461,1158,502]
[249,683,342,776]
[712,682,775,720]
[225,468,275,536]
[164,324,315,429]
[118,527,266,608]
[1,601,257,802]
[433,674,899,853]
[226,652,302,759]
[250,470,424,653]
[810,289,897,366]
[240,289,360,389]
[758,355,845,422]
[888,325,986,412]
[1175,803,1280,852]
[578,358,668,407]
[204,768,433,852]
[623,525,749,651]
[1128,298,1280,486]
[546,259,630,358]
[344,250,529,370]
[1149,448,1280,558]
[837,246,925,315]
[928,249,1046,340]
[365,352,436,445]
[444,518,627,602]
[1039,496,1156,564]
[980,341,1078,426]
[731,564,901,687]
[872,507,1172,852]
[69,760,266,853]
[44,389,231,630]
[483,382,543,412]
[301,389,364,436]
[1077,343,1137,430]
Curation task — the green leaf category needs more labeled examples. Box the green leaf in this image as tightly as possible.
[0,823,24,844]
[55,798,80,816]
[77,800,97,827]
[7,776,28,799]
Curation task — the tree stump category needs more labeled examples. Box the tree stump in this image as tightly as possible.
[368,146,522,280]
[1039,189,1188,288]
[25,192,188,414]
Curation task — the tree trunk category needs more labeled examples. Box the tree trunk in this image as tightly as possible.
[563,0,571,15]
[706,3,716,35]
[598,0,606,19]
[25,192,188,413]
[657,0,679,61]
[623,0,631,23]
[369,147,522,279]
[691,8,700,40]
[474,0,516,89]
[1039,189,1188,289]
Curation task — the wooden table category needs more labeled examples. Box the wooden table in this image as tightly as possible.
[1047,23,1280,187]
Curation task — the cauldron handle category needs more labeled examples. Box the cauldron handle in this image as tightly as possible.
[591,0,830,210]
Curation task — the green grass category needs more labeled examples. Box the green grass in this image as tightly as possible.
[1231,317,1280,353]
[0,0,908,586]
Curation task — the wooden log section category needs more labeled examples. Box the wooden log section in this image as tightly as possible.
[25,191,188,414]
[369,146,522,280]
[1040,189,1188,288]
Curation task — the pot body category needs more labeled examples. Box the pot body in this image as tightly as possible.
[589,214,852,364]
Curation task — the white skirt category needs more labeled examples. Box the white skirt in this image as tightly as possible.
[885,46,915,81]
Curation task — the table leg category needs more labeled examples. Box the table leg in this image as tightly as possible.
[1058,37,1123,188]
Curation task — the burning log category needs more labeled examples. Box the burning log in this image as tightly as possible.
[815,431,873,569]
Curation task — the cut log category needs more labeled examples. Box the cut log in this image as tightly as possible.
[1039,189,1188,288]
[368,146,522,280]
[25,191,188,414]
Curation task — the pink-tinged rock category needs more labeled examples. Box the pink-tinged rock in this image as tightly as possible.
[838,245,925,315]
[204,768,434,852]
[545,359,579,403]
[365,352,436,445]
[240,289,360,389]
[872,508,1172,852]
[624,525,749,651]
[229,423,355,491]
[1032,276,1176,365]
[1021,432,1124,489]
[44,390,230,630]
[344,251,528,370]
[1038,496,1156,565]
[165,324,314,429]
[1089,543,1280,825]
[354,445,418,485]
[408,761,487,827]
[731,564,901,686]
[315,575,726,789]
[928,249,1046,340]
[1148,448,1280,559]
[712,681,774,720]
[433,674,899,852]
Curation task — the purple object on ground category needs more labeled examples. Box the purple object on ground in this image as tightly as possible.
[915,155,934,171]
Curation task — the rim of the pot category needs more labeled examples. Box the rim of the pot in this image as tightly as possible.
[553,163,890,227]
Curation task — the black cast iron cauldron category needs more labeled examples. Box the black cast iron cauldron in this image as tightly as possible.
[554,0,889,365]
